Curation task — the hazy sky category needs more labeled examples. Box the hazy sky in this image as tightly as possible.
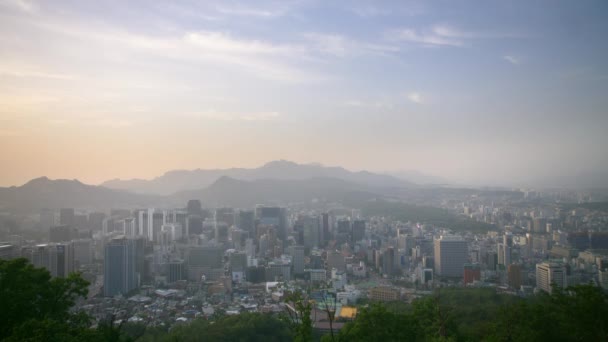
[1,0,607,187]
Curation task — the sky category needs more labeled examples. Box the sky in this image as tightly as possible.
[1,0,607,188]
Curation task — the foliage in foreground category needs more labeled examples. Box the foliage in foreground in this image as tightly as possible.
[326,285,608,342]
[0,258,127,341]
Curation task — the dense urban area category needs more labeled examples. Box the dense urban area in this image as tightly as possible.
[1,172,608,340]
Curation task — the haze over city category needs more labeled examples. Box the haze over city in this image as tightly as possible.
[1,0,607,188]
[3,2,608,342]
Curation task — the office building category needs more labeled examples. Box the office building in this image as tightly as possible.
[237,210,255,235]
[168,260,185,283]
[302,216,321,249]
[73,239,93,267]
[104,237,138,297]
[434,235,468,278]
[29,243,74,278]
[536,262,566,294]
[289,245,305,276]
[352,220,366,243]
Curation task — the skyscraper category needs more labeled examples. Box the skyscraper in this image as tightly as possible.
[289,245,305,276]
[434,235,468,278]
[104,237,137,297]
[352,220,366,243]
[237,210,256,235]
[321,212,330,246]
[302,216,321,249]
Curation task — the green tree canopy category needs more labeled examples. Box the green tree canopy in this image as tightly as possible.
[0,258,90,340]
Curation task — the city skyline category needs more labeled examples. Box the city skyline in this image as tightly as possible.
[1,0,607,187]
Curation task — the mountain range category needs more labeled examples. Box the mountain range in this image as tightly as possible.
[0,161,416,212]
[101,160,415,195]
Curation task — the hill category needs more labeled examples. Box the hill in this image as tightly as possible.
[0,177,160,212]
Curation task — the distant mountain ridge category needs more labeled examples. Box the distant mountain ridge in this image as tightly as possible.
[101,160,415,195]
[0,177,160,212]
[174,175,380,207]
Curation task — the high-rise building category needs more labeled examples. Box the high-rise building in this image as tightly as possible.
[168,260,185,283]
[497,243,511,268]
[88,212,106,232]
[434,235,468,278]
[135,209,150,238]
[215,208,235,227]
[321,213,330,246]
[187,200,202,216]
[0,244,17,260]
[151,210,164,242]
[302,216,321,249]
[382,247,395,276]
[186,215,203,236]
[123,218,137,237]
[289,245,305,276]
[59,208,75,227]
[352,220,366,243]
[508,264,522,289]
[536,262,566,294]
[532,218,547,234]
[256,207,287,242]
[73,239,93,267]
[237,210,255,235]
[215,222,229,244]
[39,210,56,230]
[29,243,74,278]
[104,237,138,297]
[336,219,351,245]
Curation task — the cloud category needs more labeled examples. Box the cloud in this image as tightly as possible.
[8,14,323,83]
[342,100,393,109]
[348,3,426,17]
[184,31,298,55]
[387,28,463,47]
[0,0,37,12]
[303,32,399,57]
[349,6,392,18]
[215,4,288,18]
[407,92,423,104]
[503,55,520,65]
[0,66,79,80]
[188,110,281,122]
[387,25,525,47]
